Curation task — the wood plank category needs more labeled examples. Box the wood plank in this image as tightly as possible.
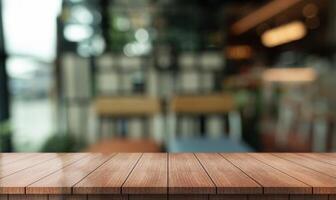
[0,154,87,194]
[248,195,289,200]
[73,153,142,194]
[168,153,216,194]
[122,153,167,194]
[274,153,336,178]
[195,153,261,194]
[221,154,311,194]
[0,195,7,200]
[49,195,87,200]
[250,153,336,194]
[299,153,336,166]
[128,195,167,200]
[8,195,47,200]
[169,195,208,200]
[88,195,128,200]
[0,153,334,198]
[0,154,60,179]
[0,154,38,166]
[27,154,113,194]
[330,195,336,200]
[209,195,247,200]
[289,195,328,199]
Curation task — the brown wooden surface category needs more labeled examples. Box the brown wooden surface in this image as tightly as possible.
[221,153,311,194]
[195,153,262,194]
[2,195,335,200]
[168,153,216,194]
[250,153,336,194]
[209,195,247,200]
[290,195,328,200]
[73,153,142,194]
[1,153,336,198]
[0,154,58,178]
[49,195,87,200]
[0,154,87,194]
[8,195,48,200]
[248,195,289,200]
[88,194,128,200]
[26,154,112,194]
[122,153,167,194]
[0,154,38,166]
[302,153,336,166]
[274,153,336,178]
[128,194,167,200]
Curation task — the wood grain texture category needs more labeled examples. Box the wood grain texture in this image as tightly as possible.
[73,153,142,194]
[248,195,289,200]
[169,195,208,200]
[128,195,167,200]
[209,195,247,200]
[49,195,87,200]
[168,153,216,194]
[0,153,335,198]
[221,154,311,194]
[250,153,336,194]
[122,153,167,194]
[8,195,47,200]
[0,195,7,200]
[0,154,87,194]
[88,195,127,200]
[274,153,336,178]
[0,154,38,166]
[298,153,336,166]
[330,195,336,200]
[2,195,330,200]
[0,154,59,179]
[195,153,261,194]
[289,195,328,199]
[27,154,113,194]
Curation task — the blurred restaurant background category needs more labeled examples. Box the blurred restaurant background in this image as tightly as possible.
[0,0,335,153]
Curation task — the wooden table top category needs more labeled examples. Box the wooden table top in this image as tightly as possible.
[0,153,336,197]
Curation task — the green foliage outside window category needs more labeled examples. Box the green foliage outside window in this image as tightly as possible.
[0,120,11,152]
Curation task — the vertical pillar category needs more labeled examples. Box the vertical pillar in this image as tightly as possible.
[0,0,12,152]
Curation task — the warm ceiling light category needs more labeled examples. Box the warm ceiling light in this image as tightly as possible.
[261,21,306,47]
[262,67,317,83]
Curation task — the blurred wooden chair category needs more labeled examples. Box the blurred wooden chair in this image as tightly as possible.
[168,93,250,152]
[169,93,242,141]
[261,99,336,152]
[95,96,161,139]
[93,96,162,153]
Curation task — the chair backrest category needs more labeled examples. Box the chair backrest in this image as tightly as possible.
[86,139,162,153]
[171,94,236,114]
[170,94,242,141]
[95,96,161,117]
